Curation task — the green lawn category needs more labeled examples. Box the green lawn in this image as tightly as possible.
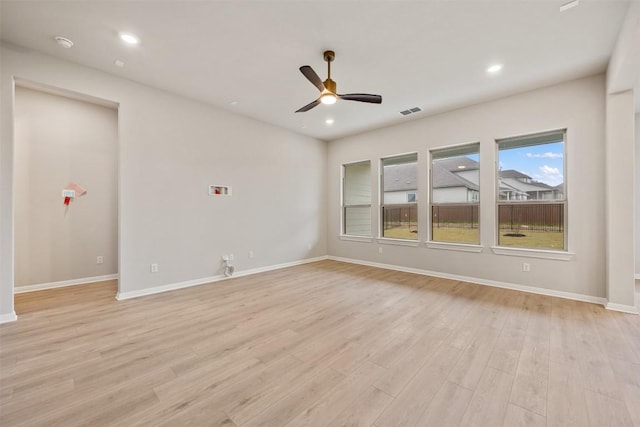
[385,225,564,249]
[498,230,564,250]
[432,228,479,244]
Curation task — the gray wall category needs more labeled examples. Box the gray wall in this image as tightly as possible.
[328,75,606,299]
[1,44,327,316]
[14,86,118,287]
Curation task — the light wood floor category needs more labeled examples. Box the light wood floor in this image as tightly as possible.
[1,260,639,426]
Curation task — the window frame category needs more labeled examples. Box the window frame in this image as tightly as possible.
[494,129,568,253]
[379,152,419,241]
[341,160,372,238]
[428,142,481,246]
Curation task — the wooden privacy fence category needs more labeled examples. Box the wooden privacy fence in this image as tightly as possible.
[432,204,479,229]
[382,205,417,230]
[385,203,564,232]
[498,203,564,232]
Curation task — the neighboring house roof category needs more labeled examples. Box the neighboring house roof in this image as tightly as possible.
[499,169,530,180]
[500,177,553,193]
[432,161,479,190]
[383,163,418,192]
[384,160,558,194]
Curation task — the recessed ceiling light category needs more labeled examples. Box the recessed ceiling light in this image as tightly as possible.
[325,119,334,125]
[458,165,466,169]
[54,36,74,49]
[487,64,503,74]
[230,101,239,106]
[560,0,579,12]
[120,33,139,45]
[114,59,125,68]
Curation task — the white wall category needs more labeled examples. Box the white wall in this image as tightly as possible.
[328,75,606,299]
[14,86,118,287]
[634,112,640,279]
[0,44,327,318]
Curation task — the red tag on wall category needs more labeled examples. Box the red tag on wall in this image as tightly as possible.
[64,197,71,206]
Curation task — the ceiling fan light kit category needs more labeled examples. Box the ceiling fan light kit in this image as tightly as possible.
[296,50,382,113]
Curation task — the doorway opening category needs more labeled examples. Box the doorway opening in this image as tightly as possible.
[13,82,119,313]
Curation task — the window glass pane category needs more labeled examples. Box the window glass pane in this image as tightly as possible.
[497,203,564,250]
[344,206,371,236]
[382,154,418,205]
[431,205,479,243]
[430,143,479,244]
[498,140,564,201]
[497,130,566,250]
[382,153,418,240]
[382,205,418,239]
[432,153,479,204]
[344,162,371,206]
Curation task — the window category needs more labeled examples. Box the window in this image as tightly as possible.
[497,130,566,250]
[430,143,480,244]
[381,153,418,240]
[342,161,371,236]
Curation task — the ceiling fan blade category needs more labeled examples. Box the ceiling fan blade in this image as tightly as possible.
[299,66,325,92]
[295,98,321,113]
[338,93,382,104]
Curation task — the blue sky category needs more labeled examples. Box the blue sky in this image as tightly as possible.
[499,142,564,186]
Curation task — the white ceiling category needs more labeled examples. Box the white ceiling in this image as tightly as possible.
[0,1,631,140]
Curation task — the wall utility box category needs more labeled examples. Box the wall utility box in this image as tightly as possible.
[209,185,231,196]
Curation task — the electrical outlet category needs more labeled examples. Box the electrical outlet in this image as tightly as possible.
[248,250,254,259]
[523,263,531,272]
[307,243,312,250]
[378,247,383,254]
[96,256,104,264]
[150,263,159,273]
[229,254,234,261]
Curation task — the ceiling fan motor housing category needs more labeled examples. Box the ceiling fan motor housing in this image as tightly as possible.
[323,78,336,93]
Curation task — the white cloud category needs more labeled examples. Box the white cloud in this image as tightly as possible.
[526,152,563,159]
[535,165,563,186]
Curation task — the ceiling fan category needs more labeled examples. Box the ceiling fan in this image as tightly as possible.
[295,50,382,113]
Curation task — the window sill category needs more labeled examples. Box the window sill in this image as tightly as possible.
[339,235,373,243]
[491,246,574,261]
[377,238,420,247]
[426,241,484,253]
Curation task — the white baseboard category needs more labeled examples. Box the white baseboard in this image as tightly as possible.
[328,255,608,307]
[0,311,18,324]
[116,256,329,301]
[14,274,119,294]
[605,302,639,315]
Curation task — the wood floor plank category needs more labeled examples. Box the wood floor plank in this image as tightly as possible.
[1,260,639,426]
[509,330,550,416]
[503,403,546,427]
[373,343,463,427]
[459,367,514,427]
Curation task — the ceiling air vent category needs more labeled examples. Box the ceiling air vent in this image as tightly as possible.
[400,107,422,116]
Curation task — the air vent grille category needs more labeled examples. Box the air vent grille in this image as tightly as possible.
[399,107,422,116]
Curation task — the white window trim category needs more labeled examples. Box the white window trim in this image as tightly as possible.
[429,142,481,246]
[340,235,373,243]
[380,152,419,241]
[426,241,484,253]
[495,129,568,251]
[491,246,574,261]
[377,237,420,247]
[341,160,372,238]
